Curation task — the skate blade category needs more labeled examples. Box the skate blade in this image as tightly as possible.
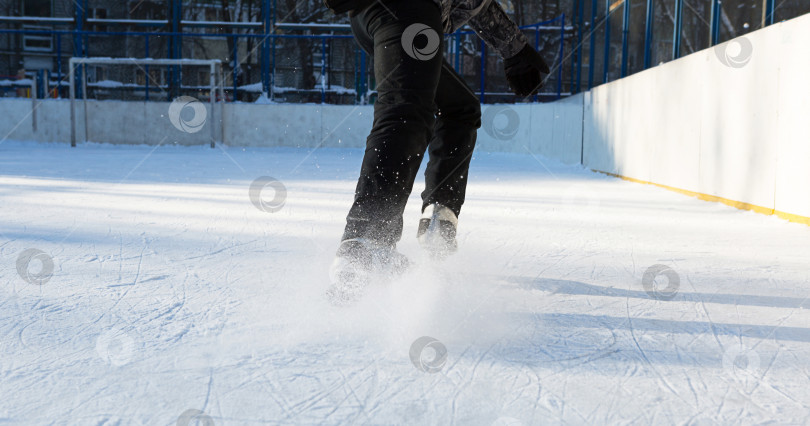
[325,261,413,307]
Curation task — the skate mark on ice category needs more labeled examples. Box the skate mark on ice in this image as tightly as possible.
[624,281,699,414]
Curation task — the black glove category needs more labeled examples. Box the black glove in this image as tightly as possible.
[504,44,551,97]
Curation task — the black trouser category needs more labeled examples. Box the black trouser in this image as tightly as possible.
[342,0,481,246]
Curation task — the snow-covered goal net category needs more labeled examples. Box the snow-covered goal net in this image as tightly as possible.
[68,57,225,148]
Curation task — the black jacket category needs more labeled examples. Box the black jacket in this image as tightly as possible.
[323,0,528,59]
[323,0,374,15]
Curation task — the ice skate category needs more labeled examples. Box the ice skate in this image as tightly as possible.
[417,203,458,259]
[326,238,410,306]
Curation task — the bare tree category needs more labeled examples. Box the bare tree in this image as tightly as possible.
[279,0,329,90]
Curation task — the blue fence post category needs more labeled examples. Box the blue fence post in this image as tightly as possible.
[588,0,597,89]
[321,36,326,104]
[360,50,366,104]
[73,0,84,99]
[271,0,277,100]
[621,0,630,77]
[570,0,579,94]
[557,14,564,99]
[261,0,272,96]
[454,34,461,72]
[672,0,683,59]
[326,38,332,93]
[603,0,611,83]
[576,0,584,93]
[169,0,182,100]
[353,46,358,104]
[56,35,62,97]
[271,35,277,100]
[534,26,539,102]
[80,0,87,60]
[479,39,485,103]
[231,36,239,101]
[643,0,654,69]
[145,35,150,101]
[168,1,174,100]
[709,0,720,46]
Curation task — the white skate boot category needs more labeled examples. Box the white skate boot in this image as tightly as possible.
[416,203,458,258]
[326,238,410,306]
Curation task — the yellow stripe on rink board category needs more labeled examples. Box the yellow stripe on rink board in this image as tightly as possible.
[593,170,810,227]
[774,210,810,226]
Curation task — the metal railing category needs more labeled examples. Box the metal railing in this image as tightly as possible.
[0,18,569,104]
[2,0,807,103]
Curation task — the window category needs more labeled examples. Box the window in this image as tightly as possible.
[22,24,52,52]
[22,0,52,17]
[129,0,167,21]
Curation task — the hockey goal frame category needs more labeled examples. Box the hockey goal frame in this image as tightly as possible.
[69,57,225,148]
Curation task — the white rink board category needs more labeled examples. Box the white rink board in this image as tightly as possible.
[773,15,810,219]
[224,103,321,148]
[696,26,780,210]
[583,13,810,218]
[0,97,582,162]
[320,104,373,149]
[476,98,584,164]
[537,93,583,165]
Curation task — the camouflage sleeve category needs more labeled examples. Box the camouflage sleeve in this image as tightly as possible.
[442,0,491,34]
[466,0,529,59]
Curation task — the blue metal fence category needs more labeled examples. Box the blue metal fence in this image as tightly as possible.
[0,18,567,104]
[1,0,803,102]
[447,15,568,102]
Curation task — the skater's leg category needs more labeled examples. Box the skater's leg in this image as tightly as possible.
[342,0,443,246]
[421,61,481,217]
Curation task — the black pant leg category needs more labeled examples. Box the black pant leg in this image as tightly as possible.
[421,61,481,217]
[342,0,443,246]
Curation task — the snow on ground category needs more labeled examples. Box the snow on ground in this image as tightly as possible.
[1,141,809,424]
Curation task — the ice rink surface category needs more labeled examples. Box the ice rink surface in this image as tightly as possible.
[1,141,809,424]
